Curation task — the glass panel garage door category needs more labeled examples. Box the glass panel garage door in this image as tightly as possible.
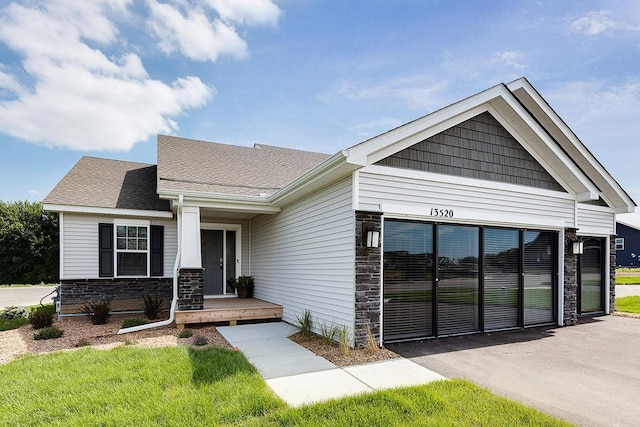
[580,237,604,313]
[437,225,480,336]
[523,231,555,325]
[484,228,520,330]
[382,221,434,341]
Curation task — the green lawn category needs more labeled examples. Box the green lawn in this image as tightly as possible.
[616,296,640,314]
[0,346,569,426]
[615,276,640,285]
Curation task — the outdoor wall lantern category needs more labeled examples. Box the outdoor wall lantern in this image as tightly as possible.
[365,229,380,248]
[571,238,584,255]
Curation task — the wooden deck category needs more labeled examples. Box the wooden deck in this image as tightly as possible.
[174,298,283,330]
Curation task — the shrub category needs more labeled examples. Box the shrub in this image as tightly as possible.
[339,326,351,354]
[178,329,193,338]
[143,294,163,320]
[33,326,64,340]
[319,322,338,345]
[295,310,312,339]
[193,335,208,346]
[84,299,111,325]
[0,305,30,320]
[29,307,54,329]
[121,317,147,329]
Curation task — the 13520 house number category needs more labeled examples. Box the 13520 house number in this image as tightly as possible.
[430,208,454,218]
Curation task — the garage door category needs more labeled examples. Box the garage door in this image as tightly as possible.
[382,219,557,343]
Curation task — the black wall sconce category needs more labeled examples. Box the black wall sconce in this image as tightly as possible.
[363,225,380,248]
[570,237,584,255]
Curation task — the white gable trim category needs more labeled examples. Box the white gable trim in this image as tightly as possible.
[344,84,600,201]
[507,78,635,212]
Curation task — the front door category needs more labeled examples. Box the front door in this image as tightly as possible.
[201,230,223,295]
[578,237,605,314]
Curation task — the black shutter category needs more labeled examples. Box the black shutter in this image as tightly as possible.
[150,225,164,276]
[99,223,114,277]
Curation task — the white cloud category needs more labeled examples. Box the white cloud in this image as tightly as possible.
[146,0,248,62]
[0,0,234,151]
[570,10,615,35]
[28,189,41,196]
[146,0,281,62]
[351,116,403,138]
[489,51,525,70]
[320,76,451,111]
[203,0,280,26]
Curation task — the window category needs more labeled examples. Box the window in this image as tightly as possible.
[98,222,163,278]
[615,238,625,251]
[116,225,148,276]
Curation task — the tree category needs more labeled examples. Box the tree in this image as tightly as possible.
[0,201,59,284]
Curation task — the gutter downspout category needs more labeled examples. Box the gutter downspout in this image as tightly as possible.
[118,195,183,334]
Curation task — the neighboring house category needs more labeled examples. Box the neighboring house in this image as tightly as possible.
[44,78,635,347]
[615,217,640,267]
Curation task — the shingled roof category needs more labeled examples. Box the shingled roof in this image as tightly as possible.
[157,135,331,197]
[44,156,171,212]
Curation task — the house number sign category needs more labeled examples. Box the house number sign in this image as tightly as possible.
[430,208,454,218]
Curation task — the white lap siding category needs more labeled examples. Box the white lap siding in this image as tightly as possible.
[61,213,178,279]
[251,178,355,335]
[358,167,576,229]
[576,204,616,235]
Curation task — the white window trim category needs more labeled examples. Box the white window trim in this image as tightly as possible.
[114,219,151,278]
[615,237,625,251]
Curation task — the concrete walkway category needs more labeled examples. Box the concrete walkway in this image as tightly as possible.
[615,284,640,298]
[217,322,445,407]
[0,286,57,308]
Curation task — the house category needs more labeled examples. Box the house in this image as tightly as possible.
[615,216,640,267]
[43,77,635,347]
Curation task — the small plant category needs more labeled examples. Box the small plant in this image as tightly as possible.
[75,338,90,347]
[33,326,64,340]
[143,294,163,320]
[364,325,379,353]
[125,339,136,346]
[192,335,208,346]
[1,305,30,320]
[178,329,193,338]
[84,299,112,325]
[227,275,255,298]
[29,307,54,329]
[295,309,312,339]
[339,326,351,355]
[319,322,338,345]
[121,317,147,329]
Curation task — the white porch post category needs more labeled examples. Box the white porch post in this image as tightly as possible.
[180,206,202,268]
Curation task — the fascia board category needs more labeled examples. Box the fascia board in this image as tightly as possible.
[507,78,636,211]
[157,190,280,214]
[42,204,174,218]
[269,151,355,206]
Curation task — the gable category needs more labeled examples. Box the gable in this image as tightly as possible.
[375,112,565,192]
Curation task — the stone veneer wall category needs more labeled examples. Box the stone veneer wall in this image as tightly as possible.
[59,278,172,314]
[178,268,204,311]
[563,228,578,326]
[610,235,616,312]
[354,211,382,348]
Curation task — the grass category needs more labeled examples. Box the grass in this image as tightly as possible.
[0,346,569,426]
[615,276,640,285]
[616,296,640,314]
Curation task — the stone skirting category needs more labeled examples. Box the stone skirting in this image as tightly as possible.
[610,235,616,312]
[59,278,172,314]
[178,268,204,311]
[354,211,382,348]
[563,228,578,326]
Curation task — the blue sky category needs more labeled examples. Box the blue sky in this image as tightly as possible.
[1,0,640,205]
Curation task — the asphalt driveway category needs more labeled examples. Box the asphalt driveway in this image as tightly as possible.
[388,315,640,427]
[0,286,57,308]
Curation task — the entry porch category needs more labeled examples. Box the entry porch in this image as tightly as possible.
[175,297,283,331]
